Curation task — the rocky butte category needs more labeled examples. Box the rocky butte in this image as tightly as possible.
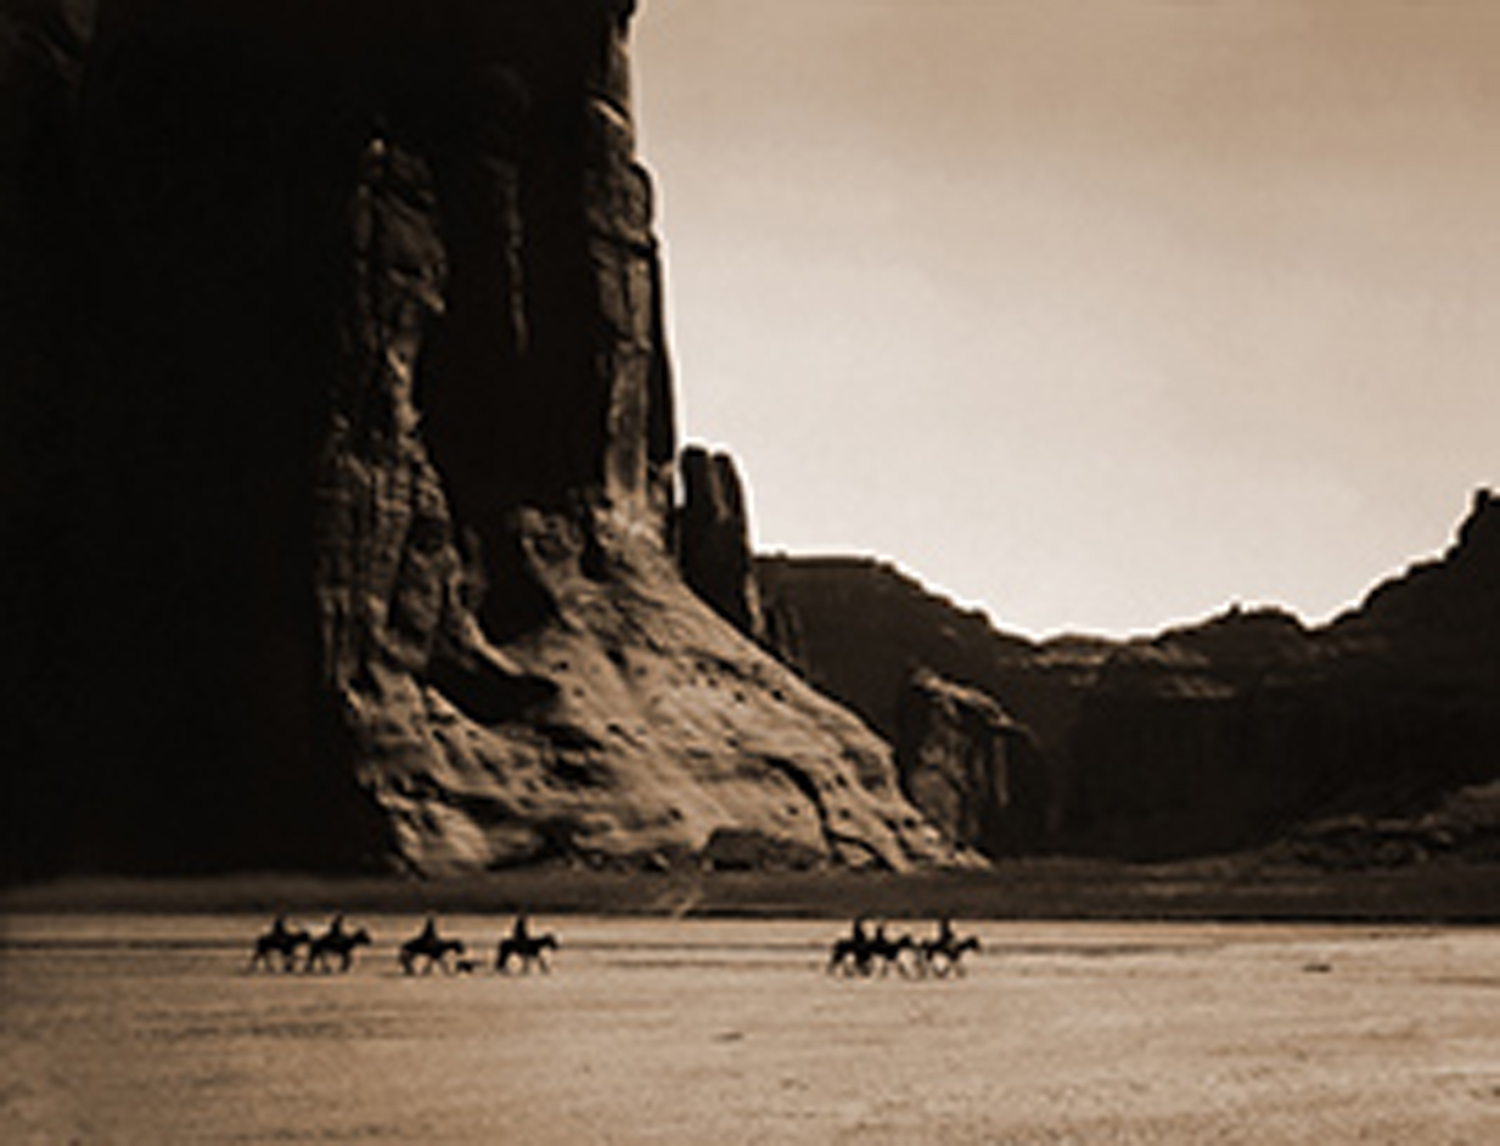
[0,0,966,877]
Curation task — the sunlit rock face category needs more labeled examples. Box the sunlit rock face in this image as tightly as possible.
[1,0,965,876]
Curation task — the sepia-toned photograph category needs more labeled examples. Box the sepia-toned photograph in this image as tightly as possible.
[2,1,1497,1141]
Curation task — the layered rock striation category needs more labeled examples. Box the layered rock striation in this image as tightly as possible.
[1,1,962,877]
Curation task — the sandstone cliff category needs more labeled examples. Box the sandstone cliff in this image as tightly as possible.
[895,668,1050,857]
[0,1,962,877]
[675,445,766,643]
[760,491,1500,861]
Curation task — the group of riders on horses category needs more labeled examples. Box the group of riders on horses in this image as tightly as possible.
[253,911,978,978]
[249,913,555,976]
[250,913,372,973]
[398,913,559,975]
[827,914,980,978]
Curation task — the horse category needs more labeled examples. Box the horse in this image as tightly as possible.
[828,929,913,977]
[496,932,558,974]
[919,933,981,977]
[304,927,371,973]
[249,924,311,972]
[827,934,873,977]
[867,930,916,977]
[399,934,466,975]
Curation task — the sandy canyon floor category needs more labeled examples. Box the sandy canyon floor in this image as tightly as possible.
[2,914,1497,1143]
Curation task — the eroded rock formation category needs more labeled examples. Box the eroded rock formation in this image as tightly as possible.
[676,444,766,642]
[760,491,1500,861]
[895,668,1049,857]
[1,0,964,877]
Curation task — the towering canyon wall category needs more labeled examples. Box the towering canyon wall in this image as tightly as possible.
[1,1,965,877]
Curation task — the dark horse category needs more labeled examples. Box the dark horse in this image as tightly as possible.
[920,933,981,977]
[249,923,311,972]
[305,927,372,973]
[867,930,916,977]
[399,934,466,975]
[496,932,558,974]
[827,930,914,977]
[827,934,873,977]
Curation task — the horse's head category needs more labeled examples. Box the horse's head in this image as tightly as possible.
[351,929,371,946]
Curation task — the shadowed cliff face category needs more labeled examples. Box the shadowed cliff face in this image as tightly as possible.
[760,491,1500,861]
[2,0,964,877]
[895,668,1050,857]
[675,445,765,643]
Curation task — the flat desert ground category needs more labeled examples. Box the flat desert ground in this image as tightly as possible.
[3,914,1497,1143]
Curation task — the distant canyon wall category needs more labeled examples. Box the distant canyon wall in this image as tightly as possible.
[759,491,1500,861]
[1,1,963,877]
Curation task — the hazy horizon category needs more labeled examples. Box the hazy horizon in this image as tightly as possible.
[634,1,1498,640]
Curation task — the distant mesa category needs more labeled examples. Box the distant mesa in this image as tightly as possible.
[760,489,1500,864]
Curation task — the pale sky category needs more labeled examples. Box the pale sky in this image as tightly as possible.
[633,1,1500,639]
